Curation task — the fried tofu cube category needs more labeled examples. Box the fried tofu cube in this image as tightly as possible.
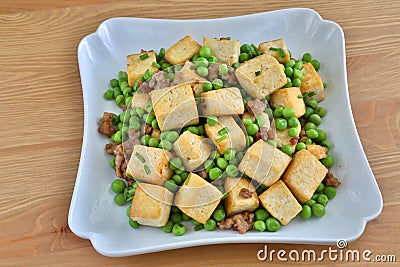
[165,35,201,65]
[259,180,302,225]
[224,177,259,217]
[270,87,306,118]
[283,149,328,203]
[131,92,150,109]
[173,131,213,171]
[307,144,327,160]
[174,173,223,224]
[258,38,291,63]
[238,140,291,187]
[275,123,301,152]
[130,183,174,227]
[126,145,173,186]
[127,51,158,86]
[203,37,240,65]
[150,83,199,131]
[201,87,244,117]
[204,116,246,155]
[236,54,287,99]
[300,62,325,102]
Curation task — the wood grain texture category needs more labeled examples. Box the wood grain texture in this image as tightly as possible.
[0,0,399,266]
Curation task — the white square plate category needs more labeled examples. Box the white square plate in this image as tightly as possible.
[68,8,382,257]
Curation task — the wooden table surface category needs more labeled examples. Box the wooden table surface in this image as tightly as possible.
[0,0,399,266]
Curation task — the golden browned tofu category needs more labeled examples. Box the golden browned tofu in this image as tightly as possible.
[150,83,199,131]
[224,177,259,217]
[203,37,240,65]
[270,87,306,118]
[201,87,244,117]
[127,51,158,86]
[236,54,287,99]
[275,123,301,152]
[130,183,174,227]
[259,180,302,225]
[307,144,327,160]
[131,91,150,109]
[238,140,292,187]
[126,145,173,186]
[173,131,213,171]
[258,38,291,63]
[174,173,223,224]
[165,35,201,65]
[300,62,325,102]
[283,149,328,203]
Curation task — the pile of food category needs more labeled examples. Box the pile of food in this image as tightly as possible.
[98,35,341,236]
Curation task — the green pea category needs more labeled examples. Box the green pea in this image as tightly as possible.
[255,208,269,221]
[196,66,208,77]
[293,69,303,79]
[151,119,159,129]
[116,95,125,107]
[212,78,223,89]
[209,167,222,180]
[120,81,128,89]
[186,126,197,135]
[207,116,218,126]
[309,114,322,126]
[123,87,132,97]
[255,115,266,127]
[148,137,159,147]
[280,64,285,72]
[324,186,337,199]
[202,81,213,92]
[310,59,320,71]
[312,203,325,217]
[191,53,200,62]
[111,179,126,193]
[275,118,287,130]
[265,108,273,119]
[288,127,298,137]
[236,151,244,161]
[129,219,139,229]
[316,183,325,193]
[285,67,294,77]
[304,106,314,119]
[241,44,252,53]
[287,117,299,127]
[247,135,254,146]
[181,213,190,221]
[292,78,301,87]
[110,156,116,169]
[208,56,218,63]
[296,142,306,151]
[165,179,178,193]
[126,205,131,217]
[170,157,183,169]
[267,140,276,147]
[317,194,329,206]
[304,199,316,206]
[321,140,332,150]
[281,145,293,156]
[226,165,239,177]
[166,131,179,143]
[159,139,173,151]
[321,155,335,168]
[114,193,126,205]
[232,62,240,69]
[282,107,295,119]
[161,221,174,233]
[302,53,312,62]
[204,219,217,231]
[306,129,319,139]
[294,61,303,70]
[218,64,229,75]
[199,46,211,58]
[266,218,281,232]
[110,78,119,88]
[246,123,259,136]
[273,106,284,118]
[254,220,267,232]
[316,129,327,143]
[285,60,295,68]
[194,57,209,68]
[171,206,180,213]
[315,107,327,117]
[311,193,319,200]
[307,99,318,109]
[180,172,189,181]
[224,149,236,161]
[170,213,182,224]
[256,184,268,194]
[140,134,151,146]
[242,117,253,126]
[113,86,122,98]
[197,125,205,135]
[212,209,226,222]
[136,107,145,118]
[217,158,228,169]
[301,205,312,219]
[284,81,292,88]
[304,122,317,131]
[172,223,186,236]
[239,53,249,63]
[104,89,114,100]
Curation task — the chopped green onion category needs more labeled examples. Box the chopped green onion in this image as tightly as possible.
[144,69,154,81]
[255,71,261,76]
[298,95,304,98]
[135,152,145,163]
[217,135,227,142]
[140,53,149,60]
[185,174,191,185]
[152,62,161,68]
[269,47,286,58]
[144,165,150,175]
[323,82,327,89]
[308,91,316,97]
[218,127,228,135]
